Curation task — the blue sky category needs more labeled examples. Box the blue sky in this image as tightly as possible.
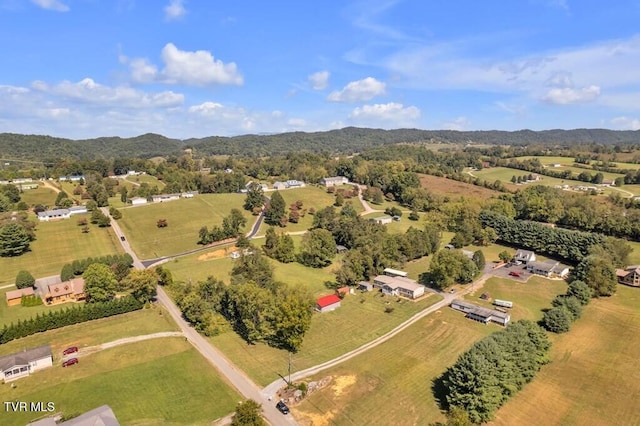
[1,0,640,139]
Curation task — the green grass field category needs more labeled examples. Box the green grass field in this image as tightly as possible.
[491,285,640,426]
[294,276,565,425]
[0,218,122,285]
[0,305,179,357]
[19,185,58,207]
[419,173,501,205]
[361,212,428,234]
[118,193,252,259]
[125,173,166,188]
[210,291,443,387]
[257,186,363,235]
[2,338,239,426]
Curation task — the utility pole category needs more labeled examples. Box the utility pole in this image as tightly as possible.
[288,351,292,385]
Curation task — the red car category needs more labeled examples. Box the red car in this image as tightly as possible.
[509,271,521,277]
[63,346,78,355]
[62,358,78,367]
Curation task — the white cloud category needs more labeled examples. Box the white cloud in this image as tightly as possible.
[31,0,69,12]
[328,77,386,102]
[308,71,330,90]
[442,116,470,131]
[350,102,420,127]
[124,43,242,86]
[287,118,307,127]
[542,85,600,104]
[164,0,186,21]
[611,116,640,131]
[32,78,184,108]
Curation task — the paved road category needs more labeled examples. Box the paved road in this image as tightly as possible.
[105,207,294,425]
[262,273,492,397]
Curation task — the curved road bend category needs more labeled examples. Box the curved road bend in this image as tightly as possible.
[105,207,295,425]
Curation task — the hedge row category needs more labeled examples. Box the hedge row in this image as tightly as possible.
[0,296,142,345]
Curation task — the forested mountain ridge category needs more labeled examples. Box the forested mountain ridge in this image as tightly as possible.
[2,127,640,161]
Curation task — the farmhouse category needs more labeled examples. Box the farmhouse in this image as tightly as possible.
[44,277,85,305]
[5,287,35,307]
[130,196,148,206]
[372,275,426,299]
[152,193,180,203]
[320,176,349,187]
[316,294,341,312]
[616,265,640,287]
[372,215,393,225]
[383,268,408,278]
[286,179,305,188]
[37,208,70,221]
[181,191,199,198]
[514,249,536,264]
[0,345,53,381]
[526,260,570,278]
[450,299,510,326]
[272,181,287,190]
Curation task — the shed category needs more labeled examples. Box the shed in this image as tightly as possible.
[5,287,35,307]
[336,245,348,254]
[315,294,341,312]
[358,281,373,292]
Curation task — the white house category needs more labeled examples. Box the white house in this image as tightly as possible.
[273,181,287,190]
[383,268,408,278]
[68,205,87,216]
[372,275,426,299]
[37,208,71,221]
[514,249,536,264]
[373,215,393,225]
[130,197,148,206]
[0,345,53,381]
[320,176,349,187]
[181,191,199,198]
[451,300,510,326]
[526,260,570,278]
[152,194,180,203]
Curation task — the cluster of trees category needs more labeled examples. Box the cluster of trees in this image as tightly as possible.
[421,249,481,290]
[264,191,287,226]
[542,280,592,333]
[0,296,142,344]
[198,209,247,245]
[441,320,551,423]
[60,253,134,281]
[0,184,27,213]
[175,250,314,352]
[81,264,158,304]
[263,228,297,264]
[478,210,607,264]
[90,209,111,227]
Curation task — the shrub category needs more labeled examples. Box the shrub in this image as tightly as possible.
[542,307,572,333]
[15,270,35,289]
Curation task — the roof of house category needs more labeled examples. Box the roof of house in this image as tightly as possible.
[373,275,424,292]
[61,405,120,426]
[451,300,510,320]
[515,249,535,258]
[316,294,341,308]
[374,215,392,221]
[321,176,347,182]
[383,267,407,276]
[68,205,87,212]
[528,260,558,273]
[6,287,34,300]
[0,345,52,371]
[358,281,373,287]
[38,208,70,217]
[47,277,84,297]
[336,286,349,295]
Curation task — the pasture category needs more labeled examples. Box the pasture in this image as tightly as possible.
[117,193,252,259]
[419,173,501,204]
[19,184,57,207]
[210,290,443,387]
[0,217,122,285]
[1,338,239,426]
[258,186,363,235]
[0,305,178,356]
[294,276,565,425]
[491,285,640,426]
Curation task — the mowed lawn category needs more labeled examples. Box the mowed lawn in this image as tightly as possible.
[19,185,58,207]
[211,291,443,387]
[258,186,362,235]
[294,277,564,425]
[117,193,252,259]
[0,305,179,357]
[2,338,239,426]
[0,218,122,285]
[491,285,640,426]
[361,212,428,234]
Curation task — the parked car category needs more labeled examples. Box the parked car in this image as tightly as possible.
[275,401,289,415]
[62,358,78,367]
[62,346,78,355]
[120,236,126,241]
[508,271,521,277]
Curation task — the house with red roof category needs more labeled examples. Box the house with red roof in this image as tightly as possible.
[315,294,341,313]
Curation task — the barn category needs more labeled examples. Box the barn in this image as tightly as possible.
[315,294,341,313]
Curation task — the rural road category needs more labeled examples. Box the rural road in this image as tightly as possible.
[262,273,492,397]
[356,184,383,216]
[42,179,61,193]
[106,207,295,425]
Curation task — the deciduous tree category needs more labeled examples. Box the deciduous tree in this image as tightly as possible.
[83,263,117,303]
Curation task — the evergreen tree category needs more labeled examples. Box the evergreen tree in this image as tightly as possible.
[264,191,286,226]
[472,250,486,271]
[243,182,264,212]
[0,223,32,256]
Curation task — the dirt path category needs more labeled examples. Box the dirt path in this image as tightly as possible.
[69,331,185,358]
[610,186,635,198]
[262,272,491,397]
[42,180,61,193]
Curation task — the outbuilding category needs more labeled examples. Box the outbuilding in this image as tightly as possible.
[315,294,341,312]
